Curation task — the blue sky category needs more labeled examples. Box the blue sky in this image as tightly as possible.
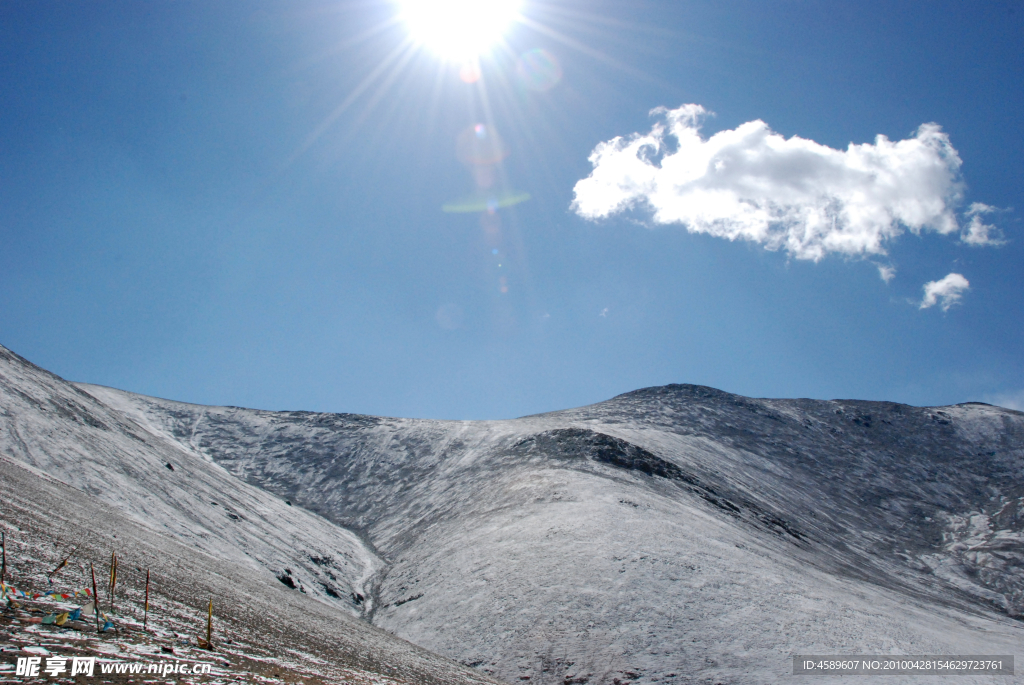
[1,0,1021,419]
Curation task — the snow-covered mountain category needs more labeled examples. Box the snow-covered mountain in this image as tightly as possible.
[0,344,498,685]
[0,445,498,685]
[2,341,1023,684]
[0,345,380,614]
[82,371,1024,683]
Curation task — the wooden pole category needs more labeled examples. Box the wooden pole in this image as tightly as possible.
[206,597,213,649]
[143,569,150,631]
[47,546,77,584]
[109,552,117,612]
[107,551,115,611]
[90,564,100,633]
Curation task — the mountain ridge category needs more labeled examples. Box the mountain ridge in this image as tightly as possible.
[0,342,503,685]
[76,370,1024,684]
[2,341,1023,684]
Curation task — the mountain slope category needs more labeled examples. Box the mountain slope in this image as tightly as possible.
[81,379,1024,684]
[0,454,499,685]
[0,343,500,685]
[0,345,382,614]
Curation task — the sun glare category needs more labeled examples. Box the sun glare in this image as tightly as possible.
[398,0,522,61]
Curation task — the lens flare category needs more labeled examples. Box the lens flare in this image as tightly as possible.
[516,48,562,91]
[442,189,530,213]
[459,61,482,83]
[480,210,502,240]
[456,123,509,166]
[398,0,522,61]
[435,303,464,330]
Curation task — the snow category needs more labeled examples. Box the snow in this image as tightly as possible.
[2,344,1024,684]
[0,346,384,617]
[0,444,497,685]
[78,379,1024,684]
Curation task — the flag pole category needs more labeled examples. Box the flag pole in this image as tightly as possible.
[143,569,150,631]
[47,546,77,584]
[90,564,100,633]
[109,552,117,612]
[206,597,213,650]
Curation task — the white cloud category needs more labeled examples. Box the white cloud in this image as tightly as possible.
[877,264,897,283]
[572,105,973,262]
[960,203,1007,246]
[919,272,969,311]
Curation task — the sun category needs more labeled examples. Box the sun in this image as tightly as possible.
[397,0,522,62]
